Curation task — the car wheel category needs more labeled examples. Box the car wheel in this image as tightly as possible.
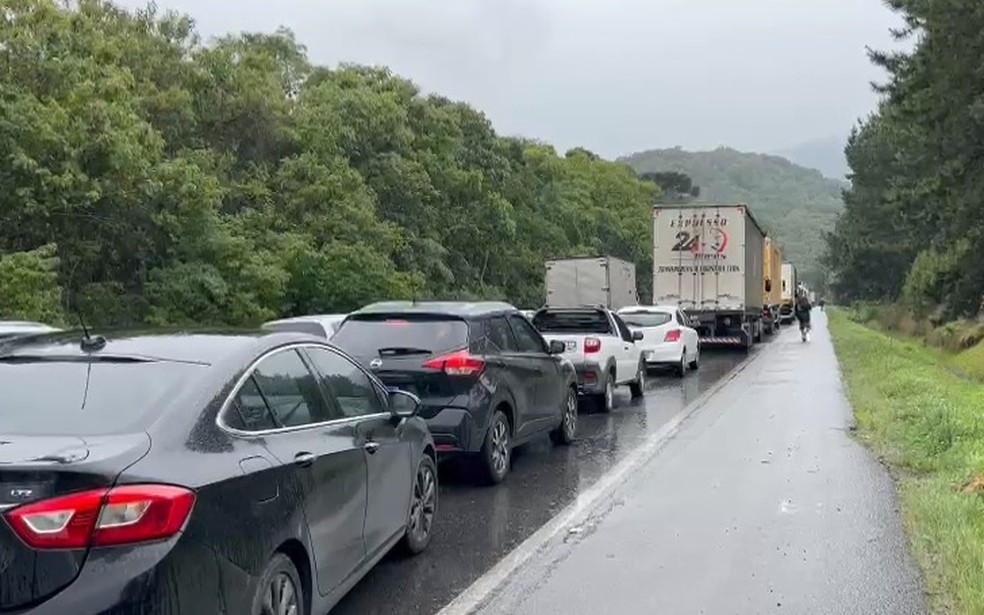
[550,387,578,445]
[629,361,645,398]
[688,348,700,370]
[480,410,511,485]
[251,553,305,615]
[675,351,687,378]
[401,456,438,554]
[594,372,615,413]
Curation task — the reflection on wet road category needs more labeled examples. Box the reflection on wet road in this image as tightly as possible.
[332,350,750,615]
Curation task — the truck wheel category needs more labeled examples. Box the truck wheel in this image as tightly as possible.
[595,373,615,413]
[629,361,645,398]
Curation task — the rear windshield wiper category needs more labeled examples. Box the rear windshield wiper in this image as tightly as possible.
[377,347,433,356]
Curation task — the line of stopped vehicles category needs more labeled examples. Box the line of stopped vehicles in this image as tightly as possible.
[0,203,815,614]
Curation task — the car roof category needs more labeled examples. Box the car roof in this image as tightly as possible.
[0,321,60,334]
[353,301,518,318]
[263,314,347,327]
[618,305,676,313]
[0,328,325,365]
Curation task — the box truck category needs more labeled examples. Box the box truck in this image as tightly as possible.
[762,237,783,334]
[652,204,766,351]
[544,256,638,310]
[778,262,797,324]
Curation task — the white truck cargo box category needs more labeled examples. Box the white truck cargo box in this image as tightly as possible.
[545,257,637,310]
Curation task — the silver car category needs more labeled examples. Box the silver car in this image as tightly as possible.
[261,313,348,340]
[0,321,60,341]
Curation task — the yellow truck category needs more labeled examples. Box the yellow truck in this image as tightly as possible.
[762,237,783,334]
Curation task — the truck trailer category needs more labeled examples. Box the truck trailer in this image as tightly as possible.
[544,256,638,310]
[778,262,798,324]
[762,237,783,334]
[652,203,765,351]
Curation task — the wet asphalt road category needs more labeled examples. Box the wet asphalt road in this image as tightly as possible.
[331,349,751,615]
[478,313,927,615]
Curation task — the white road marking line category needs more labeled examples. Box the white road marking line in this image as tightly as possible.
[436,348,766,615]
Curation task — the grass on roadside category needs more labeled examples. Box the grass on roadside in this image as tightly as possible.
[828,308,984,614]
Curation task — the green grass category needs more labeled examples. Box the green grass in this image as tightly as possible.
[828,308,984,614]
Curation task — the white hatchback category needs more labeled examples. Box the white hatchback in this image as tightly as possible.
[617,306,700,377]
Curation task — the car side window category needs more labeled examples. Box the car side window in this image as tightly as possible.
[251,349,332,428]
[305,347,385,419]
[611,314,634,342]
[228,376,278,431]
[486,317,517,352]
[508,314,547,353]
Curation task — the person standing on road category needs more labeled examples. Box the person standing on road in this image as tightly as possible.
[795,290,812,341]
[819,298,826,312]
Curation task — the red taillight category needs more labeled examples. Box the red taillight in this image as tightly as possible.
[664,329,681,343]
[584,337,601,354]
[5,484,196,550]
[422,350,485,377]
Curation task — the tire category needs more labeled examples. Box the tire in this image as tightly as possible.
[675,352,686,378]
[401,456,438,554]
[594,372,615,413]
[550,387,578,445]
[753,323,762,343]
[629,361,646,398]
[251,553,306,615]
[479,410,511,485]
[688,348,700,371]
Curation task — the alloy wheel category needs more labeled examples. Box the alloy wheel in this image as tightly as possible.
[259,572,299,615]
[408,461,437,544]
[563,390,578,438]
[490,420,509,475]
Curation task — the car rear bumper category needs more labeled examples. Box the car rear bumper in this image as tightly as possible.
[639,343,684,365]
[567,360,607,395]
[422,405,483,454]
[19,537,242,614]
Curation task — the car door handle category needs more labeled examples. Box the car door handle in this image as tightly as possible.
[294,452,315,468]
[364,441,381,454]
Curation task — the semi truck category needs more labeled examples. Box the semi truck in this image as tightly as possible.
[652,203,766,351]
[762,237,783,334]
[544,256,638,310]
[778,262,797,324]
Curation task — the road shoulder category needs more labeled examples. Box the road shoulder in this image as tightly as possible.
[472,314,927,615]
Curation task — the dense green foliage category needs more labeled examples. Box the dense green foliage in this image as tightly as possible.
[622,146,845,288]
[826,2,984,319]
[0,0,659,326]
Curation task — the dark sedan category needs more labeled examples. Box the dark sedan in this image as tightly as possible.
[0,329,437,615]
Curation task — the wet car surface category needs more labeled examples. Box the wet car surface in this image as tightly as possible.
[332,349,751,615]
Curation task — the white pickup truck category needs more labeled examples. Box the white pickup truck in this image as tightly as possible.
[530,306,646,412]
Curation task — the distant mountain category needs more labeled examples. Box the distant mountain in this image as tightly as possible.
[619,146,846,287]
[774,136,849,180]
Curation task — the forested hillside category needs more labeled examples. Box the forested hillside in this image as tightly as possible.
[621,147,845,288]
[826,1,984,319]
[0,0,660,327]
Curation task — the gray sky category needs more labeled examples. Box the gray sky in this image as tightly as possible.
[118,0,902,158]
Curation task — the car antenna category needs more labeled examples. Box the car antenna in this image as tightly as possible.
[76,309,106,352]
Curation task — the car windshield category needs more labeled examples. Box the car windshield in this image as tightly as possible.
[332,315,469,357]
[0,358,208,435]
[619,312,673,327]
[532,310,613,334]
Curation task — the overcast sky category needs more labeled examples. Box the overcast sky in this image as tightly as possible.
[117,0,902,158]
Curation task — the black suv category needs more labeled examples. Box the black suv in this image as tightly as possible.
[332,302,579,484]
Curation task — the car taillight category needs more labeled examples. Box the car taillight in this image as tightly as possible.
[422,350,485,377]
[5,484,196,550]
[584,337,601,353]
[664,329,681,343]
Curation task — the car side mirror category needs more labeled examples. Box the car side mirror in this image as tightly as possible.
[632,331,644,341]
[548,340,566,355]
[388,389,421,419]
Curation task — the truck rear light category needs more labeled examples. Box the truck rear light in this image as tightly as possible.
[583,337,602,354]
[664,329,681,343]
[422,350,485,377]
[5,484,196,550]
